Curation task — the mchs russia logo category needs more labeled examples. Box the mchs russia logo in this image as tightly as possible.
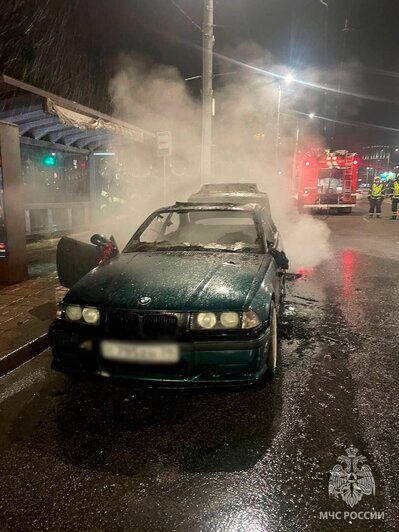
[329,445,376,508]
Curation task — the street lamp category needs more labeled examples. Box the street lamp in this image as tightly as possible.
[284,73,294,84]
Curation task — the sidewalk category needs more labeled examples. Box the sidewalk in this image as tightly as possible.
[0,272,67,376]
[0,232,92,376]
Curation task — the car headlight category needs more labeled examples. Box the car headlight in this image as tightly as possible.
[82,307,100,325]
[192,311,263,331]
[63,304,100,326]
[220,312,240,328]
[197,312,217,329]
[242,310,261,329]
[65,305,83,321]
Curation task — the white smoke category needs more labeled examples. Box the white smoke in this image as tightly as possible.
[104,47,334,269]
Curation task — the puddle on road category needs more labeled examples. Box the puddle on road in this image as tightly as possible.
[281,272,363,367]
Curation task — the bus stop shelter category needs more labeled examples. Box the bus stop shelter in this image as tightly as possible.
[0,75,155,284]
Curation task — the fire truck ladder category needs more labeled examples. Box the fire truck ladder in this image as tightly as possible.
[343,153,354,202]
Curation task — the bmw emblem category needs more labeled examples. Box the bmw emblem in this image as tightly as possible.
[138,296,151,306]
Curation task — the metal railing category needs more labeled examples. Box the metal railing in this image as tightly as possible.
[25,202,91,235]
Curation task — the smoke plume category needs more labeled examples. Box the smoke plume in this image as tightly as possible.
[102,47,333,269]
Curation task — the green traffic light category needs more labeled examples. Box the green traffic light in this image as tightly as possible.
[42,155,56,166]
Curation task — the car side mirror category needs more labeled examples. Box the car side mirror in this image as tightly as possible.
[269,248,289,270]
[94,234,119,266]
[90,234,110,247]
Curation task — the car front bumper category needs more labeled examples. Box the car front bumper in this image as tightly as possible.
[49,322,271,385]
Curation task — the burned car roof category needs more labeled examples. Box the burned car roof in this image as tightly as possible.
[156,202,264,213]
[189,183,269,200]
[188,185,272,212]
[196,183,261,194]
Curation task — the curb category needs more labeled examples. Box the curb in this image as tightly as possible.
[0,333,49,377]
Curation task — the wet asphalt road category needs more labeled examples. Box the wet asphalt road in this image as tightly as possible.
[0,199,398,531]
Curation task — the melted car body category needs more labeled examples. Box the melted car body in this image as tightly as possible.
[50,202,286,385]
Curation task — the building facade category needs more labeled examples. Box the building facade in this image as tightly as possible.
[361,145,399,185]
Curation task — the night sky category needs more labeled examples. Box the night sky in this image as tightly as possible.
[0,0,398,147]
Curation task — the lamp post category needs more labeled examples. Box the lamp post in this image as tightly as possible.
[319,0,329,137]
[201,0,214,183]
[291,112,315,192]
[276,83,282,170]
[276,74,294,172]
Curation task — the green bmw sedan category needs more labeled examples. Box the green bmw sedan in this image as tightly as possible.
[50,202,287,385]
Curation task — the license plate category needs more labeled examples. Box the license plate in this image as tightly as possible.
[101,340,179,364]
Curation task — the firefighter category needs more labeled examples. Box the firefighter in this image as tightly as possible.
[391,175,399,220]
[368,177,384,218]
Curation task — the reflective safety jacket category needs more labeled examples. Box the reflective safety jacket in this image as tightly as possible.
[370,183,384,198]
[393,181,399,198]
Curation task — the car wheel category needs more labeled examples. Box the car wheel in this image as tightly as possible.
[266,302,278,380]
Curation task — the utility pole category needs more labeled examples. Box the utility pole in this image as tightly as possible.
[276,84,282,172]
[320,0,329,138]
[292,118,300,193]
[201,0,214,183]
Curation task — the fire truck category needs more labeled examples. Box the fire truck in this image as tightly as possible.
[295,149,360,213]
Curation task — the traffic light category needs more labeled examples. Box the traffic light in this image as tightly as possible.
[42,154,57,167]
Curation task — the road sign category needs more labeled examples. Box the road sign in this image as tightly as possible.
[156,131,172,157]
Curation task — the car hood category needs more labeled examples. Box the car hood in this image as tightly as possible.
[65,251,273,311]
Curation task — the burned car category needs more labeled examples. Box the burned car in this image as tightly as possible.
[50,202,287,385]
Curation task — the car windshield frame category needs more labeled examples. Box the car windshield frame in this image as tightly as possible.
[123,205,266,255]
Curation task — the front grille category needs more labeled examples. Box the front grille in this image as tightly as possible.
[105,310,180,339]
[106,310,139,338]
[143,314,178,338]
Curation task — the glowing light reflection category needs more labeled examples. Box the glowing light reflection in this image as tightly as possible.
[342,250,355,300]
[296,267,315,280]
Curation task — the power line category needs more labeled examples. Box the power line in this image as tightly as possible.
[294,110,399,133]
[144,19,398,106]
[169,0,203,33]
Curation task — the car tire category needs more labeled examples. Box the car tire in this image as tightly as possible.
[266,302,278,380]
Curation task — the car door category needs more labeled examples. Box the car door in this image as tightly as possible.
[56,236,103,289]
